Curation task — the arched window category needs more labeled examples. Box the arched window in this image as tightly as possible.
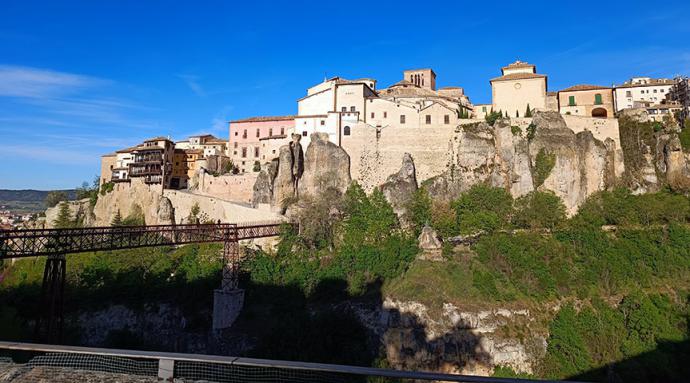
[343,126,351,136]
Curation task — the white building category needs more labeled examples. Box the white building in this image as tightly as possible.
[613,77,676,112]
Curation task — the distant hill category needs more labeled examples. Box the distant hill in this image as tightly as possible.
[0,189,77,202]
[0,189,77,213]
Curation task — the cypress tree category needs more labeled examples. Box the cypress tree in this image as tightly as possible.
[525,104,533,117]
[53,201,73,228]
[516,110,520,118]
[111,210,123,226]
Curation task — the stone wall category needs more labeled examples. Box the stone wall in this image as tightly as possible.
[192,172,258,204]
[163,189,282,224]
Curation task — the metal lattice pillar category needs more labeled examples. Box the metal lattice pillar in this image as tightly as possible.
[221,226,240,291]
[35,253,66,343]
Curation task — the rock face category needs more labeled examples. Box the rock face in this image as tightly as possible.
[156,197,175,225]
[417,225,443,261]
[252,132,352,211]
[380,153,418,225]
[298,132,351,197]
[45,198,94,228]
[425,112,617,214]
[351,298,545,376]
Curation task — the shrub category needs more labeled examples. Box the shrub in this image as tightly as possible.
[44,191,68,208]
[452,185,513,234]
[526,122,537,140]
[485,110,502,126]
[122,204,146,226]
[513,191,567,230]
[253,161,261,172]
[407,187,432,235]
[510,125,522,136]
[679,124,690,152]
[533,148,556,187]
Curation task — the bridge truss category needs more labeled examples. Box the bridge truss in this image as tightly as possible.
[0,222,289,342]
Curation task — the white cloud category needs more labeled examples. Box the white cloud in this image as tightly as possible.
[0,65,104,99]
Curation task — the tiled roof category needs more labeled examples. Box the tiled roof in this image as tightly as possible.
[144,136,172,142]
[490,73,546,82]
[390,79,416,87]
[559,84,611,92]
[230,115,296,123]
[115,145,142,153]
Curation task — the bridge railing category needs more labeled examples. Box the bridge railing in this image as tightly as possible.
[0,222,294,259]
[0,341,579,383]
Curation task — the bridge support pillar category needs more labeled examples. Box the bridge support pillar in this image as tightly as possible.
[35,253,66,343]
[212,288,244,329]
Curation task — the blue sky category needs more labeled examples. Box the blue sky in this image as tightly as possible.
[1,0,689,190]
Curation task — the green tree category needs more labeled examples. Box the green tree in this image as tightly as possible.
[253,161,261,172]
[111,210,123,227]
[513,191,566,230]
[44,191,68,208]
[542,305,593,378]
[53,201,74,228]
[122,204,145,226]
[525,104,533,117]
[452,184,513,234]
[485,110,503,126]
[407,187,432,235]
[533,148,556,187]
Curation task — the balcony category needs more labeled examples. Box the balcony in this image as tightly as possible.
[129,165,162,177]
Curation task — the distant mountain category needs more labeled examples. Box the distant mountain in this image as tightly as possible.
[0,189,77,202]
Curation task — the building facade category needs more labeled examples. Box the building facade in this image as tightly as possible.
[491,61,547,118]
[668,77,690,121]
[128,137,175,188]
[613,77,676,112]
[228,116,295,173]
[558,85,614,118]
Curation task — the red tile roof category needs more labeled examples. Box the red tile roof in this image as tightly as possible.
[230,115,296,123]
[559,84,611,92]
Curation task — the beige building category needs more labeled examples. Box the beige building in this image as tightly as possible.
[558,85,614,118]
[613,77,676,112]
[99,153,116,185]
[491,60,547,118]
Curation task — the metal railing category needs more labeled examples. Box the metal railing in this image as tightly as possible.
[0,341,582,383]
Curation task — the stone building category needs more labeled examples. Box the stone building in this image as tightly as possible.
[293,69,472,147]
[490,60,547,118]
[128,137,175,188]
[558,85,614,118]
[613,77,676,112]
[176,134,227,157]
[228,116,295,173]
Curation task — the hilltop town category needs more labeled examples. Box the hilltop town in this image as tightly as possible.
[71,60,690,229]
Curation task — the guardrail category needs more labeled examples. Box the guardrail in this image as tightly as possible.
[0,341,583,383]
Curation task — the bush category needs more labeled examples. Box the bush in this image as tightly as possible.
[452,185,513,234]
[253,161,261,172]
[510,125,522,136]
[485,110,502,126]
[513,191,567,230]
[44,191,68,208]
[679,123,690,152]
[407,187,432,235]
[526,122,537,140]
[533,148,556,187]
[122,204,145,226]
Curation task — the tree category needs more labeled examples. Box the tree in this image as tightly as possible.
[253,161,261,172]
[485,110,503,126]
[513,191,567,230]
[516,110,519,118]
[187,202,201,224]
[45,191,68,208]
[504,110,509,118]
[407,187,432,235]
[525,104,533,117]
[121,204,145,226]
[111,210,123,226]
[452,184,513,234]
[53,201,73,228]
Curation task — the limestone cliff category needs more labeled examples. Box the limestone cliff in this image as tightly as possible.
[425,112,618,214]
[380,153,418,227]
[252,132,351,212]
[45,198,95,228]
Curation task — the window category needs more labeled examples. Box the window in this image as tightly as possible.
[371,112,375,118]
[269,128,273,136]
[302,131,307,136]
[256,129,260,138]
[243,129,247,138]
[626,91,632,97]
[280,127,284,135]
[400,115,406,124]
[241,147,247,158]
[653,89,657,93]
[341,107,346,112]
[568,95,576,106]
[425,115,431,124]
[444,115,450,124]
[234,142,238,148]
[320,120,325,126]
[482,106,487,112]
[344,126,351,136]
[383,111,387,118]
[234,131,238,136]
[594,93,603,105]
[350,106,355,112]
[254,147,259,157]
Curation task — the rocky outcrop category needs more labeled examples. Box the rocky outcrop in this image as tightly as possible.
[380,153,418,226]
[252,133,352,212]
[45,198,94,228]
[92,179,164,226]
[351,298,546,376]
[417,225,443,261]
[156,197,175,225]
[298,132,351,197]
[424,112,617,214]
